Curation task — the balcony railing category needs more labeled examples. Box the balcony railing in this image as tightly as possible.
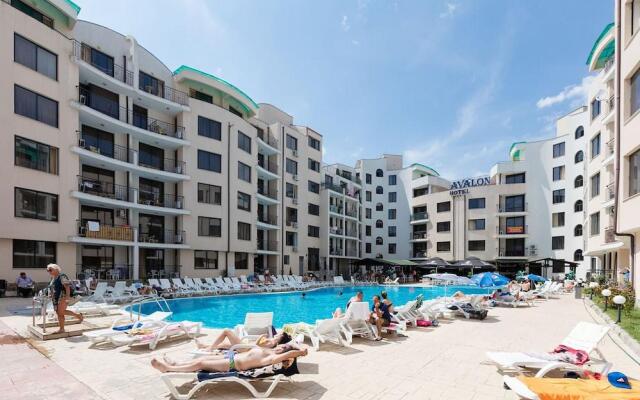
[330,248,344,256]
[497,202,528,213]
[330,227,344,235]
[345,229,358,238]
[258,240,278,251]
[138,189,184,209]
[77,264,132,280]
[604,227,616,243]
[258,158,278,174]
[78,87,185,139]
[138,229,186,244]
[258,215,277,225]
[497,247,536,257]
[139,80,189,106]
[257,187,278,200]
[604,58,615,74]
[412,232,427,240]
[330,205,343,214]
[77,220,134,241]
[257,130,279,148]
[345,208,358,218]
[497,225,527,235]
[78,176,184,209]
[605,183,615,201]
[144,265,181,279]
[73,41,133,86]
[410,212,428,221]
[337,170,362,185]
[78,133,136,164]
[606,138,615,156]
[138,155,186,175]
[413,251,428,258]
[345,248,359,257]
[607,95,615,115]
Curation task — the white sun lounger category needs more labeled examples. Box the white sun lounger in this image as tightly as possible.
[84,311,173,344]
[235,312,274,341]
[172,278,196,296]
[111,320,202,350]
[196,278,218,293]
[85,282,110,303]
[486,321,611,375]
[214,277,234,292]
[340,302,376,343]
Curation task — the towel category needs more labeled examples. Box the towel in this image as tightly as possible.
[519,376,640,400]
[87,221,100,231]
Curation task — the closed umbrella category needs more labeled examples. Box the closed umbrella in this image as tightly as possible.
[471,272,509,287]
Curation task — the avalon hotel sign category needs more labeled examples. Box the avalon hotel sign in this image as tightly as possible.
[449,176,491,196]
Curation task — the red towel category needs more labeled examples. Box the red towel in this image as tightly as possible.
[552,345,590,366]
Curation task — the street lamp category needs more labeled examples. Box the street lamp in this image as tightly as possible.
[613,295,626,324]
[589,282,599,300]
[601,289,612,311]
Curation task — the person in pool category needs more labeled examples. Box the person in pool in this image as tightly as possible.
[152,343,308,373]
[196,329,291,352]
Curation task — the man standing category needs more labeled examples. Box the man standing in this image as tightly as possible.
[16,272,34,298]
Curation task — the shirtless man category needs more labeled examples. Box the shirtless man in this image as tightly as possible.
[151,344,308,373]
[196,329,290,351]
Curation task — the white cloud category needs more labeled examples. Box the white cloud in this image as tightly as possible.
[536,75,595,109]
[351,39,360,46]
[439,2,458,19]
[341,15,351,31]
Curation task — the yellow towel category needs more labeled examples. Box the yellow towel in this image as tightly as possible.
[519,376,640,400]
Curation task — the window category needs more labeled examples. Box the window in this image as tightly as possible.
[286,183,296,199]
[308,203,320,216]
[375,186,383,194]
[235,253,249,270]
[632,67,640,115]
[14,34,57,80]
[574,175,583,188]
[238,222,251,240]
[197,116,221,140]
[437,221,451,232]
[308,225,320,237]
[575,200,583,212]
[468,219,485,231]
[375,202,383,212]
[138,143,164,170]
[198,217,221,237]
[308,181,320,194]
[505,216,525,234]
[590,212,600,236]
[413,187,428,197]
[468,198,486,209]
[15,136,58,174]
[238,131,251,153]
[197,150,221,172]
[286,232,296,246]
[14,85,58,127]
[552,166,565,181]
[574,225,583,237]
[286,158,298,175]
[468,240,485,251]
[630,149,640,196]
[238,162,251,182]
[388,192,397,202]
[505,173,526,184]
[388,226,396,237]
[198,183,221,205]
[437,201,451,212]
[190,89,213,104]
[376,169,384,177]
[237,192,251,211]
[575,126,584,139]
[366,174,372,184]
[591,98,601,119]
[388,243,397,254]
[365,191,372,201]
[286,134,298,151]
[366,225,372,236]
[376,236,383,245]
[194,250,218,269]
[388,175,397,185]
[308,136,321,151]
[574,249,584,261]
[591,173,600,198]
[591,134,601,159]
[437,241,451,252]
[10,0,54,28]
[375,219,383,228]
[504,195,525,212]
[228,105,243,118]
[366,208,372,218]
[575,151,584,163]
[552,189,565,204]
[552,142,565,158]
[552,212,565,228]
[15,188,58,221]
[365,243,372,253]
[139,70,164,97]
[388,209,396,220]
[13,239,55,268]
[551,236,565,250]
[308,158,320,172]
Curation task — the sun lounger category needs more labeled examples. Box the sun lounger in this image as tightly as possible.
[224,277,241,290]
[503,374,640,400]
[160,358,301,399]
[214,277,234,292]
[85,282,110,303]
[284,319,348,350]
[195,278,218,293]
[486,321,611,375]
[159,279,184,296]
[340,302,376,343]
[84,311,173,345]
[184,278,214,295]
[110,320,202,350]
[172,278,197,296]
[394,300,420,326]
[235,312,274,341]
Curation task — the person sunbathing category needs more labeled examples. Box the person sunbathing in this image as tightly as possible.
[151,343,308,373]
[196,328,290,351]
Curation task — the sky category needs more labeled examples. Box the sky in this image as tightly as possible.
[74,0,613,180]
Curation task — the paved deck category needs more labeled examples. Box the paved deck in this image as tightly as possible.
[1,293,640,400]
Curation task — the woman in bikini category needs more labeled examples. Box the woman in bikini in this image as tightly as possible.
[47,264,83,334]
[195,329,291,352]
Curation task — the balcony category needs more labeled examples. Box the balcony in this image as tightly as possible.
[257,130,279,154]
[496,225,528,236]
[345,208,358,219]
[496,247,536,259]
[257,240,278,252]
[138,229,186,245]
[322,182,359,199]
[75,220,134,244]
[412,251,428,259]
[257,158,279,180]
[330,248,344,256]
[603,183,615,207]
[77,264,133,280]
[345,229,358,238]
[73,41,133,86]
[345,248,359,258]
[337,170,362,185]
[138,155,186,176]
[602,95,615,125]
[410,212,429,223]
[411,232,428,241]
[139,81,189,107]
[257,215,278,230]
[602,138,615,166]
[497,203,528,214]
[329,205,343,215]
[604,227,617,244]
[257,187,279,205]
[329,227,344,236]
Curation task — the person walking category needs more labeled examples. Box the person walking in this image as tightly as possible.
[47,264,82,334]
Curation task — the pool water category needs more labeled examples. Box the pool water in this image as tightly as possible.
[135,285,496,328]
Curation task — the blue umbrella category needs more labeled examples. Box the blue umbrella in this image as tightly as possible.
[525,274,547,282]
[471,272,510,287]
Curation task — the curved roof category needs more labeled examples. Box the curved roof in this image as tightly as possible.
[410,162,440,177]
[586,23,614,70]
[509,141,526,161]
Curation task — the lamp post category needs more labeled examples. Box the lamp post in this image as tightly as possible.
[601,289,612,311]
[613,295,626,324]
[589,282,599,300]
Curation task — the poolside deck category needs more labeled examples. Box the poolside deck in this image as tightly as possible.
[1,293,640,400]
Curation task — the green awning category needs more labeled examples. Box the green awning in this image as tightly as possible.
[586,23,614,68]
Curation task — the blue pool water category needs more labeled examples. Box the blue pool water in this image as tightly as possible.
[135,285,496,328]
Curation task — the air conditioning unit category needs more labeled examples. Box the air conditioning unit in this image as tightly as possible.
[292,175,299,181]
[79,94,87,105]
[292,150,298,157]
[292,198,298,204]
[117,209,127,219]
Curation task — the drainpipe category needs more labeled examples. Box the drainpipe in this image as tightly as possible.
[226,122,232,277]
[614,0,636,290]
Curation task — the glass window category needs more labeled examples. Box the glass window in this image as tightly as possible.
[552,189,565,204]
[366,226,371,236]
[388,175,397,185]
[575,175,583,188]
[197,150,221,172]
[504,195,525,212]
[194,250,218,269]
[468,219,485,231]
[10,0,54,28]
[591,173,600,198]
[574,200,583,212]
[468,198,486,209]
[308,136,321,151]
[388,226,396,237]
[376,236,383,245]
[505,173,525,184]
[575,126,584,139]
[286,134,297,151]
[286,232,296,246]
[505,216,525,233]
[468,240,485,251]
[365,191,372,201]
[575,151,584,163]
[235,252,249,270]
[198,183,221,205]
[574,225,583,237]
[365,243,371,253]
[437,221,451,232]
[366,208,372,218]
[13,239,55,268]
[551,236,564,250]
[198,116,222,140]
[632,68,640,115]
[138,143,164,170]
[14,85,58,127]
[308,203,320,216]
[437,201,451,212]
[238,131,251,153]
[190,89,212,104]
[15,187,58,221]
[238,222,251,240]
[591,98,601,119]
[139,70,164,97]
[590,212,600,236]
[388,209,397,219]
[238,162,251,182]
[366,174,372,184]
[413,187,428,197]
[388,192,397,202]
[308,225,320,237]
[376,202,384,211]
[437,241,450,252]
[14,34,57,80]
[375,219,383,228]
[388,243,396,254]
[376,169,384,177]
[591,134,601,158]
[229,106,243,118]
[552,212,565,227]
[552,166,565,181]
[286,158,298,175]
[574,249,584,262]
[552,142,565,158]
[237,192,251,211]
[14,136,58,174]
[308,158,320,172]
[630,149,640,196]
[376,186,383,194]
[198,217,221,237]
[308,181,320,194]
[286,183,296,199]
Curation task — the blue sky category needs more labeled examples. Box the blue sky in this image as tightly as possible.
[75,0,612,179]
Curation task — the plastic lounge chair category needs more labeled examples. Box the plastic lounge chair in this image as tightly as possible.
[196,278,218,293]
[85,282,111,303]
[394,300,419,326]
[502,373,640,400]
[183,278,210,295]
[339,302,376,344]
[235,312,274,341]
[111,320,202,350]
[84,311,173,345]
[485,322,611,375]
[214,277,234,292]
[204,278,227,293]
[240,275,262,291]
[160,358,301,399]
[103,281,136,304]
[232,277,251,291]
[160,279,183,296]
[172,278,196,296]
[287,319,348,350]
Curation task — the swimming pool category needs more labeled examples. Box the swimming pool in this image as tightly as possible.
[134,285,496,328]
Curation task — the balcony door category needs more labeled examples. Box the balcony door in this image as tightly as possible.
[141,248,164,279]
[82,125,114,158]
[504,238,525,257]
[81,165,115,197]
[81,245,114,280]
[504,195,525,212]
[139,178,164,206]
[139,213,164,243]
[132,104,148,130]
[80,205,114,226]
[139,142,164,170]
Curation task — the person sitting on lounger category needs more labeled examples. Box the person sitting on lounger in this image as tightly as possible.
[380,290,394,313]
[520,279,531,292]
[196,329,291,352]
[492,288,516,302]
[345,290,363,310]
[151,343,308,373]
[369,295,391,340]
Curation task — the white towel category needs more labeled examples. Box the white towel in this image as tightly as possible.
[87,221,100,231]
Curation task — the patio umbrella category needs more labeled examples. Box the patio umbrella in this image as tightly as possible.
[525,274,547,282]
[471,272,509,287]
[453,257,496,274]
[424,273,475,286]
[418,258,451,273]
